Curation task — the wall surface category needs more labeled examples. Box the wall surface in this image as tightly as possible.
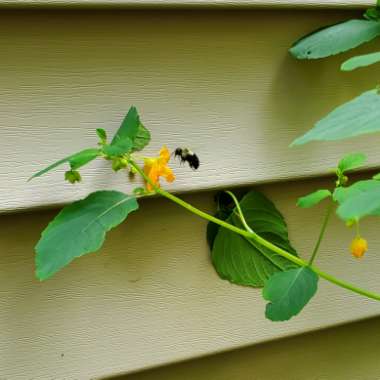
[2,8,380,213]
[122,316,380,380]
[2,177,380,379]
[2,6,380,380]
[0,0,374,9]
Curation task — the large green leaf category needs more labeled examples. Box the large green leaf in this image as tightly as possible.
[289,20,380,60]
[297,189,331,208]
[211,191,298,288]
[263,267,319,321]
[29,148,101,181]
[111,107,140,145]
[336,180,380,221]
[207,192,239,250]
[35,191,139,280]
[341,51,380,71]
[291,90,380,146]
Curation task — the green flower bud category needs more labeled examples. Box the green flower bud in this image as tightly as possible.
[65,170,82,184]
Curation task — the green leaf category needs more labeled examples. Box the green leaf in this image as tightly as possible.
[207,192,237,250]
[373,173,380,180]
[291,90,380,146]
[341,51,380,71]
[289,19,380,60]
[333,179,379,204]
[297,189,331,208]
[338,153,367,173]
[96,128,107,143]
[336,180,380,221]
[103,137,133,157]
[211,190,298,288]
[35,191,139,280]
[365,7,380,21]
[29,148,100,181]
[207,209,232,250]
[263,267,318,321]
[111,107,140,145]
[132,122,151,152]
[69,148,101,170]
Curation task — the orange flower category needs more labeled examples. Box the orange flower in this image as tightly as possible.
[350,237,368,259]
[143,146,175,191]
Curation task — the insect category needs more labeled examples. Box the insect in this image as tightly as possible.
[174,147,200,170]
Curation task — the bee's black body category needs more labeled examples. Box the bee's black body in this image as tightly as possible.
[174,148,200,170]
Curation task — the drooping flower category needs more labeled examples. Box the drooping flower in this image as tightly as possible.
[350,237,368,259]
[143,146,175,191]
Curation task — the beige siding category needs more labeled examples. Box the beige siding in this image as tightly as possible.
[2,7,380,380]
[2,176,380,379]
[123,316,380,380]
[0,1,374,9]
[1,8,380,213]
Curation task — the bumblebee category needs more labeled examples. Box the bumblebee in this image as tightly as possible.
[174,147,200,170]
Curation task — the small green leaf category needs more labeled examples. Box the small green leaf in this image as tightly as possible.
[35,191,139,280]
[373,173,380,180]
[289,19,380,60]
[297,189,331,208]
[111,107,140,145]
[263,267,318,321]
[103,138,133,157]
[336,180,380,221]
[211,191,298,288]
[29,148,100,181]
[333,179,380,205]
[132,122,151,152]
[341,51,380,71]
[69,148,100,170]
[338,153,367,173]
[96,128,107,143]
[291,90,380,146]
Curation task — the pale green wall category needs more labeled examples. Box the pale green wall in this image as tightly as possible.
[121,317,380,380]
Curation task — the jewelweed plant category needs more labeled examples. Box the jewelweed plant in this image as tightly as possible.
[30,2,380,321]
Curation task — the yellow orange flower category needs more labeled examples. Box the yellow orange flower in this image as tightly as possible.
[350,237,368,259]
[143,146,175,191]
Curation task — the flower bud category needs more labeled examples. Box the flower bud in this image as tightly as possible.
[65,170,82,184]
[350,237,368,259]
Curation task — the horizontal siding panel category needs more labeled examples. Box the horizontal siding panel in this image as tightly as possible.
[1,9,380,213]
[0,0,374,9]
[2,177,380,379]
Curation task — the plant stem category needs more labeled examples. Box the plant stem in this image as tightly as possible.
[225,191,253,233]
[129,160,380,302]
[309,201,333,265]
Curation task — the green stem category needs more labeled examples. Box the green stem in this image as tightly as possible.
[129,160,380,302]
[225,191,253,233]
[309,201,333,265]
